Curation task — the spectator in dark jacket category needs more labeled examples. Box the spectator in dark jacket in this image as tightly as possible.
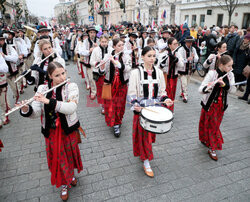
[234,33,250,92]
[179,23,190,46]
[225,25,240,56]
[174,26,182,41]
[206,31,218,56]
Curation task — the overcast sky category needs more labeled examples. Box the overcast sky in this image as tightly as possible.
[26,0,59,18]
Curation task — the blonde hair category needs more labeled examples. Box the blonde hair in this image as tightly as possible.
[39,39,52,51]
[99,34,109,41]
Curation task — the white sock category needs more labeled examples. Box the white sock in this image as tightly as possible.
[61,185,67,195]
[144,159,150,169]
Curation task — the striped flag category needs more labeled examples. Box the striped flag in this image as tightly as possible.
[137,11,140,20]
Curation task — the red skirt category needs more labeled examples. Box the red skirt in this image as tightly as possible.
[199,97,224,150]
[96,75,105,105]
[0,140,3,152]
[166,77,177,111]
[45,119,83,188]
[132,114,156,161]
[104,73,128,127]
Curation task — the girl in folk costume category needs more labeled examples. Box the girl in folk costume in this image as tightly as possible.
[138,29,148,50]
[203,41,228,70]
[199,55,236,161]
[159,37,184,111]
[177,36,199,103]
[25,39,65,92]
[127,46,173,177]
[99,38,131,137]
[0,54,10,128]
[124,32,139,69]
[78,26,99,100]
[19,62,83,201]
[90,35,112,114]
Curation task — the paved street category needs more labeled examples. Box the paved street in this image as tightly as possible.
[0,62,250,202]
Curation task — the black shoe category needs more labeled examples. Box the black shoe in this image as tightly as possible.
[238,96,248,101]
[183,98,188,103]
[248,100,250,104]
[114,126,121,138]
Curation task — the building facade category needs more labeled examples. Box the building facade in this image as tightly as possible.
[75,0,88,25]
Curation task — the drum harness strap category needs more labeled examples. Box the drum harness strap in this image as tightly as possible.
[138,66,160,100]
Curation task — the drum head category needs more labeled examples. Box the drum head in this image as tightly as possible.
[141,106,173,123]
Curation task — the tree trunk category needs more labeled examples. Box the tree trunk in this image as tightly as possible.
[228,13,232,26]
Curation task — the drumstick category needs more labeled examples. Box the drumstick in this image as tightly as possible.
[155,100,179,104]
[126,102,159,114]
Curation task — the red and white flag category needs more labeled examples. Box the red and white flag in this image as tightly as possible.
[105,0,110,8]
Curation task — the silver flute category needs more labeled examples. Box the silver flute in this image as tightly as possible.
[5,79,70,116]
[204,69,233,92]
[14,51,56,83]
[95,50,124,69]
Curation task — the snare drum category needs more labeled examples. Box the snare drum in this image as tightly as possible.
[139,106,174,134]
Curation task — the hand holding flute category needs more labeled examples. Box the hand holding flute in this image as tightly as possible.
[205,69,233,92]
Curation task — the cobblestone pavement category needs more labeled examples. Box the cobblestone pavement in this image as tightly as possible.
[0,62,250,202]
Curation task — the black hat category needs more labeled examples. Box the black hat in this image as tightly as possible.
[38,25,51,33]
[19,29,25,33]
[129,32,138,38]
[149,29,156,34]
[76,27,83,32]
[120,34,126,38]
[0,33,5,40]
[184,36,195,42]
[7,30,15,37]
[87,26,98,33]
[162,29,171,34]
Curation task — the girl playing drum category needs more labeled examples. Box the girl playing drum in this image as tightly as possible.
[19,62,83,201]
[199,55,236,161]
[127,46,173,178]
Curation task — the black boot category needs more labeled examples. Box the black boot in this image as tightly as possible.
[238,96,248,101]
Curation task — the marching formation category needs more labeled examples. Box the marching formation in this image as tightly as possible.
[0,22,249,201]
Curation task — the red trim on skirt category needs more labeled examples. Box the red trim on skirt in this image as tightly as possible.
[104,72,128,127]
[199,96,224,150]
[96,75,105,105]
[132,114,156,161]
[0,140,4,152]
[166,77,178,111]
[45,118,83,188]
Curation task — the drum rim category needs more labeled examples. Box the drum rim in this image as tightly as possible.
[140,107,174,124]
[140,123,173,134]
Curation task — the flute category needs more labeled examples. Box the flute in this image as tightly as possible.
[95,49,124,69]
[5,79,69,116]
[204,69,233,92]
[14,51,55,83]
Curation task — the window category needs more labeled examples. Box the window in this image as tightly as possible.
[185,15,189,24]
[200,14,205,27]
[242,13,250,29]
[192,15,196,26]
[217,14,223,27]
